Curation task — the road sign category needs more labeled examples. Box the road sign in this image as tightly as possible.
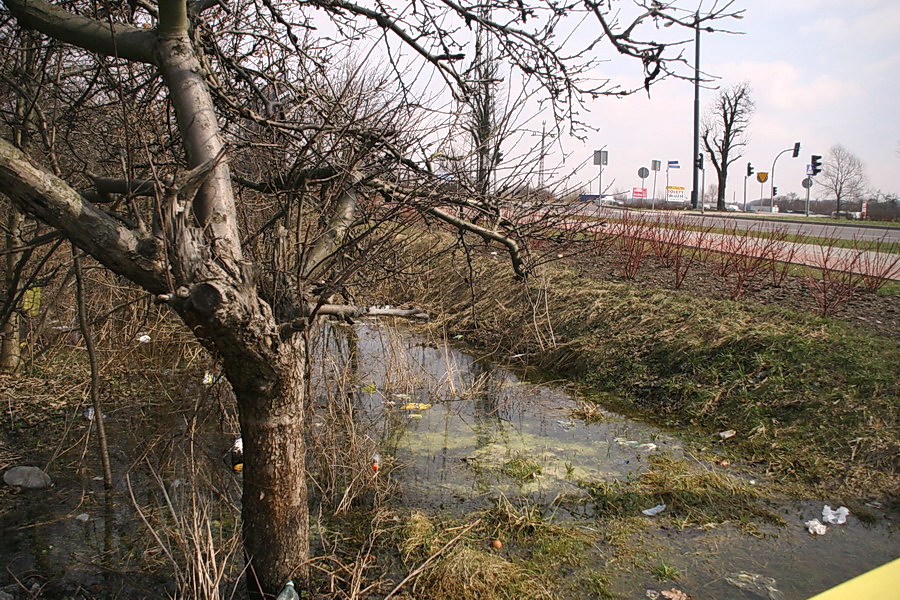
[666,186,686,202]
[802,177,813,189]
[593,150,608,166]
[651,160,661,171]
[756,172,769,183]
[806,164,813,176]
[633,187,647,199]
[638,167,650,179]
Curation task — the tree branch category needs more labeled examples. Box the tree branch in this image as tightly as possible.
[2,0,157,64]
[0,138,168,293]
[279,304,428,337]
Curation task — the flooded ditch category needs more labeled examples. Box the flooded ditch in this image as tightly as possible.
[1,320,897,599]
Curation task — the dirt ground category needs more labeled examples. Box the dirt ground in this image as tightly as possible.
[567,247,900,339]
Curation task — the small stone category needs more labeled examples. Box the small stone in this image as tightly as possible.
[4,466,52,489]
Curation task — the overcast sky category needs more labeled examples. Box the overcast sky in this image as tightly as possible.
[557,0,900,202]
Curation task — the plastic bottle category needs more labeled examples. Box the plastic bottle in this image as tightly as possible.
[275,580,299,600]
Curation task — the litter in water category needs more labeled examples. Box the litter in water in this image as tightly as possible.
[805,519,828,535]
[614,438,658,451]
[642,504,667,516]
[400,402,432,411]
[725,571,784,600]
[822,505,850,525]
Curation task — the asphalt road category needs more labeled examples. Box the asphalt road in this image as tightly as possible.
[594,207,900,244]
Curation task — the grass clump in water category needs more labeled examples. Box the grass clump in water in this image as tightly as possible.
[503,453,542,482]
[579,454,781,532]
[652,561,681,581]
[396,509,553,600]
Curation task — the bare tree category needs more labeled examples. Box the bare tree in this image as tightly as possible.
[701,82,753,211]
[820,144,868,215]
[0,0,742,596]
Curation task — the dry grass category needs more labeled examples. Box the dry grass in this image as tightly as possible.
[395,510,553,600]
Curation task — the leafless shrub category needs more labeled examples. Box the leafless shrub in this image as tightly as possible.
[805,244,861,317]
[851,234,900,293]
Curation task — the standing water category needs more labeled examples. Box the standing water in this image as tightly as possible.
[316,322,899,600]
[1,321,896,599]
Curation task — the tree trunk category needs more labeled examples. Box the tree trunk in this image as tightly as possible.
[0,208,24,372]
[235,339,310,596]
[716,170,727,211]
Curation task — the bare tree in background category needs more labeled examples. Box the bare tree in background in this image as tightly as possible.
[0,0,742,595]
[701,82,753,211]
[820,144,868,216]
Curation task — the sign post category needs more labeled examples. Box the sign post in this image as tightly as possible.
[651,160,661,209]
[637,167,650,208]
[593,149,608,197]
[802,176,813,216]
[756,172,769,211]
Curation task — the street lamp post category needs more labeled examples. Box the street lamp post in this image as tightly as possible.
[691,13,700,210]
[770,142,800,211]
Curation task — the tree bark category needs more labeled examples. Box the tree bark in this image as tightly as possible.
[236,339,310,593]
[0,209,24,372]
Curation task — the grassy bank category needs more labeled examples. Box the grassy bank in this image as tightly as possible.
[375,242,899,497]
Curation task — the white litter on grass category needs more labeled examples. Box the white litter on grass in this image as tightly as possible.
[718,429,736,440]
[75,513,90,522]
[642,504,667,516]
[202,372,216,385]
[137,334,151,343]
[822,505,850,525]
[805,519,827,535]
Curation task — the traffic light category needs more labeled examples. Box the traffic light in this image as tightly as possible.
[792,142,801,158]
[696,153,704,170]
[773,186,778,196]
[747,162,754,177]
[811,154,823,176]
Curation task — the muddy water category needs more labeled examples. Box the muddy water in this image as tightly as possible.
[330,322,899,600]
[335,324,679,512]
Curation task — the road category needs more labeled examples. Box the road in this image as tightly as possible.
[593,206,900,244]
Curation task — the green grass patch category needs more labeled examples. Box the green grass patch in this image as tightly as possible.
[578,454,781,533]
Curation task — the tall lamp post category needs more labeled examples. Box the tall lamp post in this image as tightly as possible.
[770,142,800,211]
[690,13,700,209]
[690,14,714,210]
